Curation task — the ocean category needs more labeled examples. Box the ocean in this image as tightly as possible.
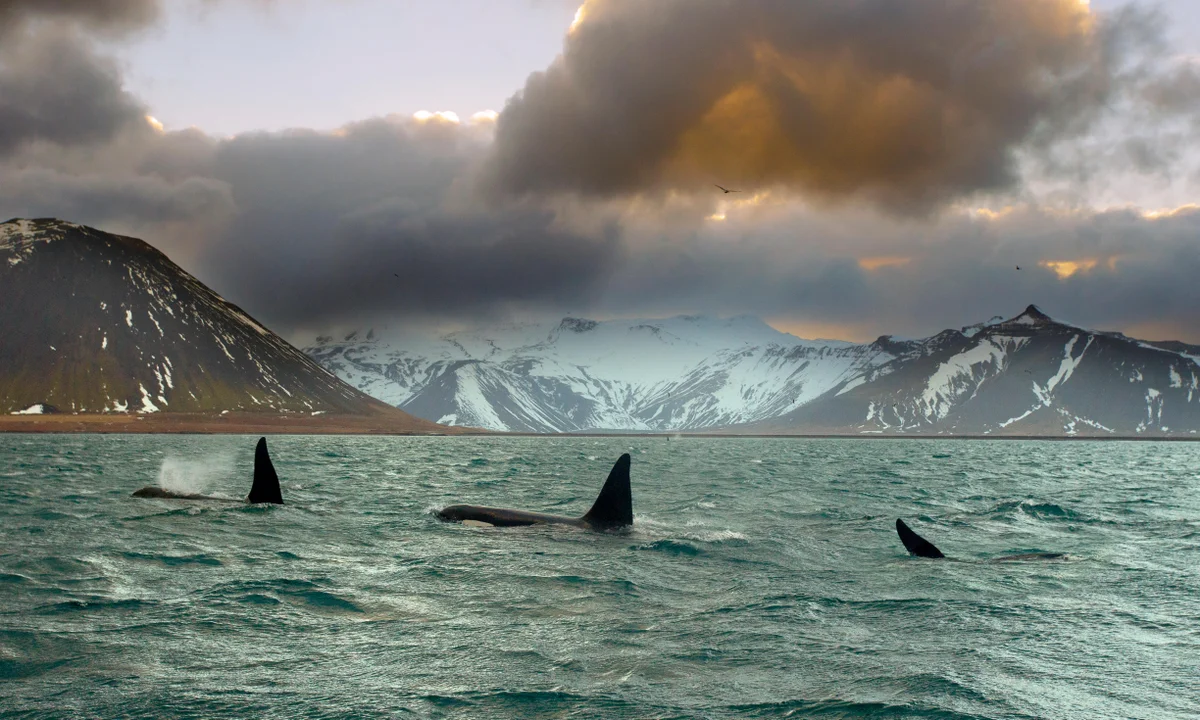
[1,434,1197,719]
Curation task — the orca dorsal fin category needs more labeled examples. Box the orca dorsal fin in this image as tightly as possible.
[581,454,632,528]
[896,518,944,558]
[248,437,284,505]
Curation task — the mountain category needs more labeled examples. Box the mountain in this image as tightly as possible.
[758,305,1200,437]
[303,315,896,433]
[0,218,444,433]
[304,306,1200,437]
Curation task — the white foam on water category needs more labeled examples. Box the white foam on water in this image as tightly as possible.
[632,514,749,544]
[155,453,236,496]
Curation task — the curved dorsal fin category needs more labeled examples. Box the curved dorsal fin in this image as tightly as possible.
[581,454,632,528]
[248,437,284,505]
[896,518,943,558]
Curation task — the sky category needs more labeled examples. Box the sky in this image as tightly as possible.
[3,0,1200,344]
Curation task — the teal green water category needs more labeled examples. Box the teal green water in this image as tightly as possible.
[1,435,1197,719]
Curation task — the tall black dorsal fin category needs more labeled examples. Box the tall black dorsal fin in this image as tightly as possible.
[896,518,944,558]
[581,454,632,528]
[248,437,284,505]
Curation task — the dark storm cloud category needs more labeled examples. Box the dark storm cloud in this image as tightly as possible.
[190,118,621,329]
[214,206,620,330]
[0,166,234,224]
[853,206,1200,340]
[0,0,159,36]
[588,204,1200,341]
[482,0,1158,214]
[1,98,618,334]
[0,29,147,157]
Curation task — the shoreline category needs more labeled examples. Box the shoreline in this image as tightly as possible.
[1,413,1197,440]
[0,412,467,436]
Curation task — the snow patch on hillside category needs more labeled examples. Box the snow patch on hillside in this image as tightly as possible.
[920,337,1015,421]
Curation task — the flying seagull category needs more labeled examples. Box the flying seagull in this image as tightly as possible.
[715,184,742,194]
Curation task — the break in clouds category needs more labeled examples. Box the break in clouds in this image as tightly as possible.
[2,0,1200,341]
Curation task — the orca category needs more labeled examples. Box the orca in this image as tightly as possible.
[896,519,1063,562]
[896,518,945,558]
[132,437,284,505]
[437,454,633,530]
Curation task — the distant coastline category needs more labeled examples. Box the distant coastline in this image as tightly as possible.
[2,413,1197,440]
[0,413,469,436]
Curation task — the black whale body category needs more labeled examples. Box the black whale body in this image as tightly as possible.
[437,454,633,530]
[132,437,284,504]
[896,518,1064,562]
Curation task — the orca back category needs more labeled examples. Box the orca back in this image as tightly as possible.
[581,454,633,529]
[248,437,284,505]
[896,518,944,558]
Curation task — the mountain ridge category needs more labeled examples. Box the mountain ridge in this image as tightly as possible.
[1,218,446,433]
[305,305,1200,437]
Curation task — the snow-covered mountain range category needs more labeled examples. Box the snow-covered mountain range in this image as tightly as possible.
[302,306,1200,436]
[305,315,890,432]
[0,218,438,431]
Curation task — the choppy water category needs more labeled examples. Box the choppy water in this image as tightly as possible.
[1,435,1198,719]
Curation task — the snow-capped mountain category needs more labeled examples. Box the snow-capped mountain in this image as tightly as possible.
[0,218,438,430]
[762,305,1200,436]
[304,315,897,433]
[305,306,1200,436]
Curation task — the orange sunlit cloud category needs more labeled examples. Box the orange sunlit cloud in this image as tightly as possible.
[705,191,777,223]
[766,318,876,343]
[1041,259,1098,279]
[569,4,589,33]
[1142,204,1199,220]
[858,256,911,272]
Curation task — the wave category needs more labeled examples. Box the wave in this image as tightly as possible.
[198,578,364,615]
[120,551,223,568]
[632,539,704,556]
[34,597,156,615]
[985,499,1086,522]
[633,515,749,546]
[724,698,989,719]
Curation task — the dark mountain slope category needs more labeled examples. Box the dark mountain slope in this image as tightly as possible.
[0,218,444,432]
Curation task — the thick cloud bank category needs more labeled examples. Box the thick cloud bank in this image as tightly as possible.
[483,0,1150,214]
[0,30,147,157]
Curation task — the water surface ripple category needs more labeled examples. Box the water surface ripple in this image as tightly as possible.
[1,435,1198,718]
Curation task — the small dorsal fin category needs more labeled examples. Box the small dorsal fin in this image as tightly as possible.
[248,437,284,505]
[896,518,943,558]
[581,454,632,528]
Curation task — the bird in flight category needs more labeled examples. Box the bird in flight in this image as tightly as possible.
[715,184,742,194]
[1016,265,1021,270]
